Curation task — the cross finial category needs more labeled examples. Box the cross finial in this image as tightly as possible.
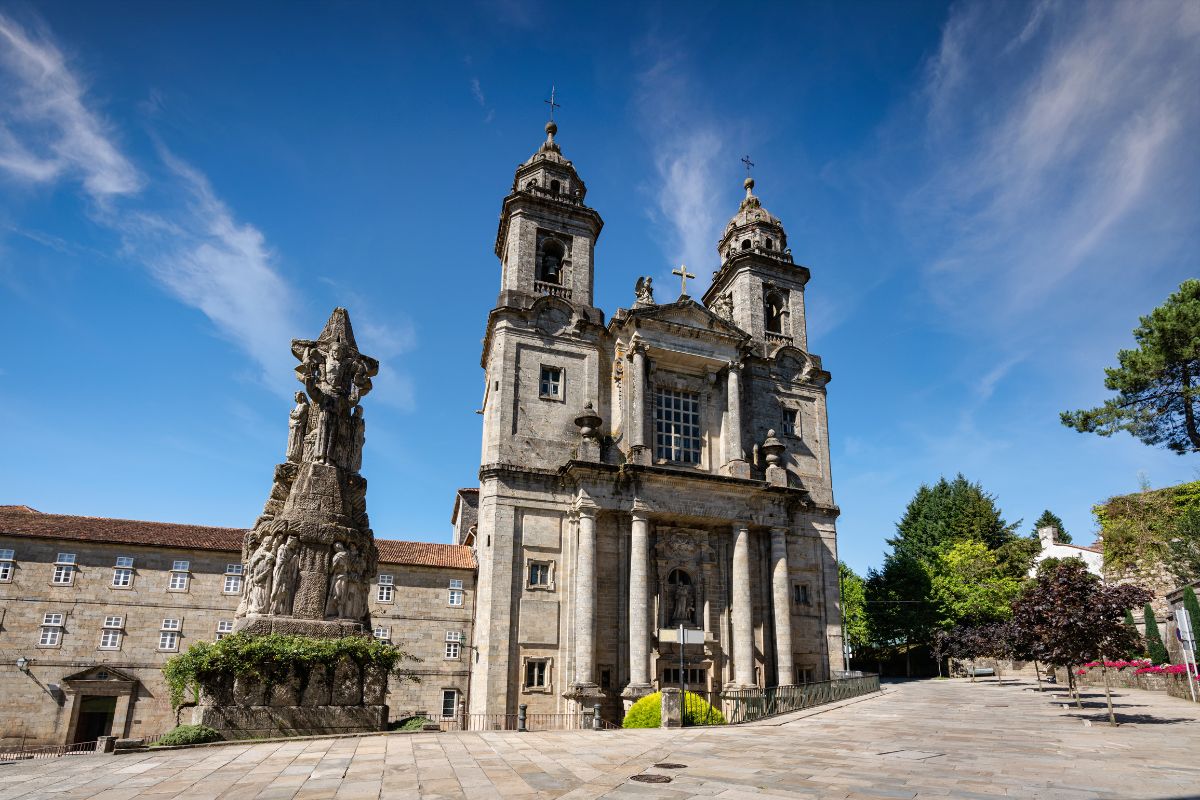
[741,155,755,176]
[672,264,696,297]
[544,85,561,121]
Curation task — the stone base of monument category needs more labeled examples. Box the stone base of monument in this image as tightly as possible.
[191,660,389,740]
[233,616,365,638]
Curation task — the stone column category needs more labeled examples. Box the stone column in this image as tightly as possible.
[770,527,795,686]
[629,341,648,464]
[623,504,653,703]
[730,522,755,687]
[568,500,600,701]
[725,361,749,477]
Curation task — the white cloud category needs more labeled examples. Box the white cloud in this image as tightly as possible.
[0,13,140,199]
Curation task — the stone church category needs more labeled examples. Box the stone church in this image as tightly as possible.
[467,120,843,721]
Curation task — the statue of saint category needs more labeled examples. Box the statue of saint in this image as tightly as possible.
[270,535,300,615]
[325,543,350,618]
[635,276,655,307]
[286,392,309,463]
[671,582,693,624]
[244,534,277,615]
[348,407,365,473]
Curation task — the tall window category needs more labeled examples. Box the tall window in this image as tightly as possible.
[52,553,76,586]
[159,618,181,651]
[215,620,234,640]
[112,556,134,588]
[377,574,394,602]
[168,561,190,592]
[0,548,13,583]
[441,689,458,719]
[525,659,548,689]
[445,630,463,659]
[99,616,123,650]
[764,292,785,334]
[448,579,464,607]
[539,366,562,399]
[223,564,243,594]
[654,388,702,464]
[537,239,565,284]
[40,613,64,646]
[781,408,799,438]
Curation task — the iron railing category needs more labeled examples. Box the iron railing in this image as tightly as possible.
[440,710,618,732]
[0,740,98,761]
[722,674,880,724]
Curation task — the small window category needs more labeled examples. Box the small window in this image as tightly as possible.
[115,556,134,568]
[169,572,189,591]
[0,548,14,583]
[600,669,611,690]
[377,574,394,602]
[52,557,75,586]
[441,689,458,719]
[112,566,133,588]
[40,613,64,647]
[794,665,815,684]
[171,560,190,572]
[223,564,244,594]
[782,408,799,438]
[449,579,463,589]
[550,179,560,193]
[448,588,464,607]
[741,239,751,251]
[100,616,123,650]
[528,561,552,588]
[373,626,391,642]
[56,553,76,565]
[215,620,234,640]
[539,366,562,400]
[765,238,774,250]
[525,659,549,689]
[793,583,811,606]
[445,631,462,659]
[159,619,181,651]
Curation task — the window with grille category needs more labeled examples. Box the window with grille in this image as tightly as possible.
[100,616,123,650]
[525,659,549,689]
[539,366,562,399]
[159,619,181,651]
[52,553,76,586]
[377,574,394,602]
[40,612,64,646]
[654,388,702,464]
[0,548,13,583]
[215,620,234,640]
[662,667,707,687]
[444,631,462,659]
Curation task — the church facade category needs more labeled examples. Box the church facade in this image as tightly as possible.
[468,121,843,720]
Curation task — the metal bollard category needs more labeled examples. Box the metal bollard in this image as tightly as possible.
[592,703,601,730]
[517,703,527,732]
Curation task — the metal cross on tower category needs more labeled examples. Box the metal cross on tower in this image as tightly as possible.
[672,264,696,296]
[741,155,755,177]
[544,86,561,121]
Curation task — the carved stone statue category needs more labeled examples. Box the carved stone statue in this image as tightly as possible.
[711,292,733,321]
[671,582,694,623]
[245,533,277,615]
[286,392,309,463]
[270,535,300,615]
[348,406,365,474]
[634,276,655,307]
[326,542,350,618]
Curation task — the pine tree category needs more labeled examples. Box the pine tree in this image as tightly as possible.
[1123,610,1144,658]
[1032,509,1072,544]
[1183,587,1200,656]
[1143,604,1169,664]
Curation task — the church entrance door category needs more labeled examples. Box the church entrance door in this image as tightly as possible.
[74,696,116,743]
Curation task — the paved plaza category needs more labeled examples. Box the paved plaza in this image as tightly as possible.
[3,678,1200,800]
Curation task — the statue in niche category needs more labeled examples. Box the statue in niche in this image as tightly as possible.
[270,534,300,615]
[326,542,350,618]
[286,392,309,463]
[244,532,278,616]
[671,582,694,624]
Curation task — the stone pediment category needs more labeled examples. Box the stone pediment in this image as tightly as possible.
[621,299,749,342]
[63,665,139,687]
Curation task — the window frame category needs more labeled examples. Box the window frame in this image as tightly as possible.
[0,548,13,583]
[373,626,391,643]
[222,563,244,595]
[377,573,394,603]
[526,560,554,590]
[51,553,76,586]
[215,620,234,640]
[158,618,182,652]
[99,616,124,650]
[792,582,811,607]
[167,567,190,592]
[441,689,459,719]
[444,630,463,660]
[39,612,65,647]
[654,387,702,465]
[781,407,800,438]
[448,580,464,607]
[538,365,564,401]
[523,658,551,692]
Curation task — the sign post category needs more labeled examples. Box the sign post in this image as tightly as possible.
[1175,608,1197,704]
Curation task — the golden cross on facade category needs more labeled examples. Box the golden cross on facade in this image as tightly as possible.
[544,85,561,121]
[672,264,696,296]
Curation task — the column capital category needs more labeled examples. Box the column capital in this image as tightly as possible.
[770,525,789,538]
[731,520,750,534]
[726,358,744,373]
[574,500,598,518]
[630,499,653,520]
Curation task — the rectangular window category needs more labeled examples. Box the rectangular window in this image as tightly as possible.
[215,620,234,640]
[528,562,551,587]
[100,616,123,650]
[223,563,243,594]
[56,553,76,565]
[52,553,76,586]
[448,588,464,607]
[40,613,64,647]
[793,583,810,606]
[377,574,394,602]
[662,667,707,686]
[159,618,181,651]
[445,630,463,659]
[539,366,562,399]
[449,579,463,589]
[441,689,458,719]
[373,626,391,642]
[781,408,799,437]
[112,567,133,588]
[115,556,134,568]
[172,560,190,572]
[0,548,13,583]
[654,388,702,464]
[168,568,189,591]
[794,666,815,684]
[525,659,548,689]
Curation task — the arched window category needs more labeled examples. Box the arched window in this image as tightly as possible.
[741,239,752,251]
[765,238,774,250]
[537,239,565,284]
[764,292,785,334]
[550,179,561,194]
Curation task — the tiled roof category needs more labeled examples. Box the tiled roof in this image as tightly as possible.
[0,507,475,570]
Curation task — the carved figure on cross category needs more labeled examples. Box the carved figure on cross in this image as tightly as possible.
[672,264,696,297]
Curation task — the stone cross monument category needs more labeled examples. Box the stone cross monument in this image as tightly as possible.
[235,307,380,638]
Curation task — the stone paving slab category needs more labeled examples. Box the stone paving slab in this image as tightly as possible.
[3,679,1200,798]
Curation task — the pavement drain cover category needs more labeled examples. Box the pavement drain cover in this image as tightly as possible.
[631,774,673,784]
[654,763,688,769]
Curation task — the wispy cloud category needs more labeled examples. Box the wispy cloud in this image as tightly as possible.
[634,50,728,289]
[909,0,1200,330]
[0,13,140,200]
[468,76,495,124]
[0,12,302,387]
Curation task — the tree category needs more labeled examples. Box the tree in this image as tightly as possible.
[889,475,1019,564]
[1143,604,1169,664]
[1011,560,1151,725]
[1166,506,1200,583]
[865,551,935,677]
[839,562,869,656]
[1061,279,1200,454]
[1032,509,1072,544]
[1183,586,1200,655]
[1123,610,1144,658]
[929,539,1022,628]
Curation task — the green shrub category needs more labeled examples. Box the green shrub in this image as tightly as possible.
[391,717,435,731]
[152,724,222,747]
[1144,604,1170,664]
[621,691,726,728]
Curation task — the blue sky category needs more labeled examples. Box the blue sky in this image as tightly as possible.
[1,1,1197,576]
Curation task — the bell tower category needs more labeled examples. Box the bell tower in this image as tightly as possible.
[493,120,604,309]
[702,176,811,354]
